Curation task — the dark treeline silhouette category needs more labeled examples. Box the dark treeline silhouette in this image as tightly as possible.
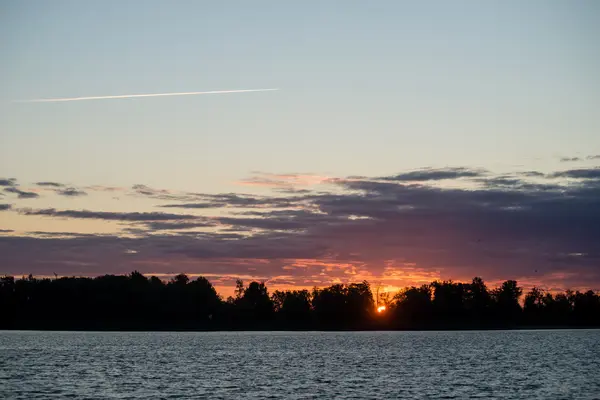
[1,272,599,330]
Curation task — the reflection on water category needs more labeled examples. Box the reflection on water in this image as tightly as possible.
[1,330,599,399]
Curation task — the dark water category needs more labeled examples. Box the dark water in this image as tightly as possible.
[1,330,599,399]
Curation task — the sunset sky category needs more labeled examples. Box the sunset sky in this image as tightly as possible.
[1,1,599,295]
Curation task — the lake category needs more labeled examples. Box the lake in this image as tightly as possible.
[1,330,599,399]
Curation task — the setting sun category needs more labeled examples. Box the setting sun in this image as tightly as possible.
[377,305,386,313]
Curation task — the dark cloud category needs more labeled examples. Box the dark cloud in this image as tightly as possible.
[160,202,220,209]
[0,204,12,211]
[218,217,308,231]
[560,157,582,162]
[0,178,17,187]
[4,187,40,199]
[19,208,203,221]
[204,193,298,208]
[0,229,14,233]
[133,182,308,209]
[551,168,600,180]
[141,221,215,230]
[520,171,546,178]
[132,184,170,197]
[36,182,65,187]
[378,167,486,182]
[161,193,303,209]
[0,233,328,280]
[56,187,88,197]
[26,231,102,238]
[477,177,524,188]
[3,166,600,291]
[174,231,247,240]
[274,187,313,195]
[475,176,563,192]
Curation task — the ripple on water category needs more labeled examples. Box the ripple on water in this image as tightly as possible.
[0,330,599,399]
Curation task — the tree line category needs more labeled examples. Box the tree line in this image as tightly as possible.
[1,272,598,330]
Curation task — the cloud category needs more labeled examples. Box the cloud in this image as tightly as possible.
[475,176,563,192]
[19,208,204,221]
[551,168,600,180]
[520,171,546,178]
[236,177,294,188]
[26,231,102,238]
[0,178,17,187]
[141,221,216,230]
[56,187,88,197]
[236,172,330,188]
[217,217,308,231]
[132,181,310,208]
[86,185,125,192]
[160,202,220,209]
[0,204,12,211]
[378,167,486,181]
[0,229,14,233]
[36,182,65,187]
[4,187,40,199]
[14,88,279,103]
[3,165,600,292]
[560,157,582,162]
[132,184,171,196]
[160,193,303,209]
[587,155,600,160]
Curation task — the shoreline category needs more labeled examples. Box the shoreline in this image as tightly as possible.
[3,326,599,333]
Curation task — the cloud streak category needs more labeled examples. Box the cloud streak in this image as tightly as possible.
[36,182,65,187]
[19,208,204,221]
[15,88,279,103]
[4,187,39,199]
[378,167,487,182]
[0,178,17,187]
[56,187,88,197]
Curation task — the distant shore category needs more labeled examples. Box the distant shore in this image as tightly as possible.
[2,273,599,332]
[3,325,599,333]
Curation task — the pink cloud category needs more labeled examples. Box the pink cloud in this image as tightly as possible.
[235,172,331,189]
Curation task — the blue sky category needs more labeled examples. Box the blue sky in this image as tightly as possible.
[1,1,599,293]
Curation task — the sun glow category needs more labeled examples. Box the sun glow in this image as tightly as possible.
[377,305,386,313]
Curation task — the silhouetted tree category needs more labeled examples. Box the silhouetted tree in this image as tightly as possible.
[432,280,466,325]
[1,273,598,331]
[492,280,523,324]
[572,290,600,326]
[347,281,375,322]
[464,277,492,323]
[392,284,433,328]
[271,289,312,326]
[312,284,351,327]
[235,281,274,324]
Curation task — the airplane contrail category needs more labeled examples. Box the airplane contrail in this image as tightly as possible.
[14,88,279,103]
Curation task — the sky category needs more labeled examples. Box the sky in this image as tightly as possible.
[1,1,599,295]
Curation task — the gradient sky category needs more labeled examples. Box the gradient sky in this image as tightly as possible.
[1,1,599,295]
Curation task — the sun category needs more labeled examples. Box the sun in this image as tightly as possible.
[377,305,386,313]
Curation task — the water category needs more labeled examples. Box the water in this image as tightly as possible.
[1,330,599,399]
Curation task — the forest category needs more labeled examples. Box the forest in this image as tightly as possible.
[1,272,599,330]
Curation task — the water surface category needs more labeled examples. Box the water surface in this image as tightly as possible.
[1,330,599,399]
